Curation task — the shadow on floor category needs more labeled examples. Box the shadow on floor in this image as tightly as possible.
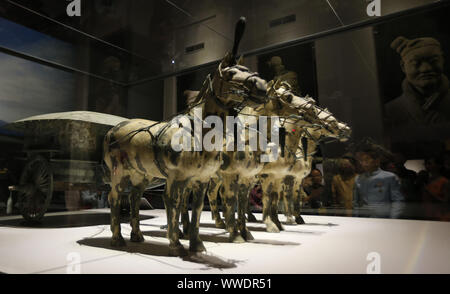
[143,230,229,243]
[77,237,237,269]
[246,220,264,224]
[141,219,333,237]
[302,222,339,227]
[247,225,325,236]
[248,239,300,246]
[221,220,339,228]
[144,230,300,246]
[281,229,325,235]
[244,224,327,235]
[197,222,269,233]
[196,223,227,229]
[0,213,154,229]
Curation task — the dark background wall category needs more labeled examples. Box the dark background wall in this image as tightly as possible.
[127,80,164,121]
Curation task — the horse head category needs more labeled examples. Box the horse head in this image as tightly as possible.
[213,54,268,109]
[268,80,351,143]
[191,17,268,111]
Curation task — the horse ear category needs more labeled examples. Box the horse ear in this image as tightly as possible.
[274,79,283,89]
[220,52,234,69]
[237,55,244,65]
[267,80,275,96]
[184,90,200,106]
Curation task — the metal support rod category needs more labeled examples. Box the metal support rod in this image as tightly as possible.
[0,45,127,86]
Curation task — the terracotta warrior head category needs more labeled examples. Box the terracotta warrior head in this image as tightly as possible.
[391,36,445,96]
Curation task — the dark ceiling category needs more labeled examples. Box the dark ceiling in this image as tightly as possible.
[0,0,442,85]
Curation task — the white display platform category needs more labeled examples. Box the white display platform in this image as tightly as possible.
[0,209,448,274]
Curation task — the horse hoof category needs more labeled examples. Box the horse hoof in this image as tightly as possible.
[274,220,284,231]
[242,230,255,241]
[295,216,306,224]
[111,236,126,247]
[285,216,296,225]
[130,231,145,243]
[189,240,206,252]
[229,234,246,243]
[215,220,226,229]
[266,225,280,233]
[264,219,280,233]
[169,244,188,257]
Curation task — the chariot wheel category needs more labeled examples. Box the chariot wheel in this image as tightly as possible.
[17,155,53,222]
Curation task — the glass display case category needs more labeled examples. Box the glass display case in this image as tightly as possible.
[0,0,449,275]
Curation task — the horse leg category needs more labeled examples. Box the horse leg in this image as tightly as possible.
[237,179,254,241]
[282,176,296,225]
[208,177,225,229]
[260,177,279,233]
[129,178,148,243]
[222,174,244,243]
[271,182,284,231]
[246,197,258,222]
[188,180,208,253]
[180,189,191,238]
[293,179,305,224]
[109,175,129,247]
[163,177,187,256]
[246,180,258,222]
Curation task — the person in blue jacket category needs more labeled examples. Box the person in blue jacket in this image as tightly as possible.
[353,148,405,219]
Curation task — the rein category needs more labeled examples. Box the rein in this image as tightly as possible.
[108,66,259,149]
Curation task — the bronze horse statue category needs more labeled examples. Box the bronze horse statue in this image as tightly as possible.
[103,18,268,256]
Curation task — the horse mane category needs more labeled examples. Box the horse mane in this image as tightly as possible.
[184,90,200,106]
[185,53,236,108]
